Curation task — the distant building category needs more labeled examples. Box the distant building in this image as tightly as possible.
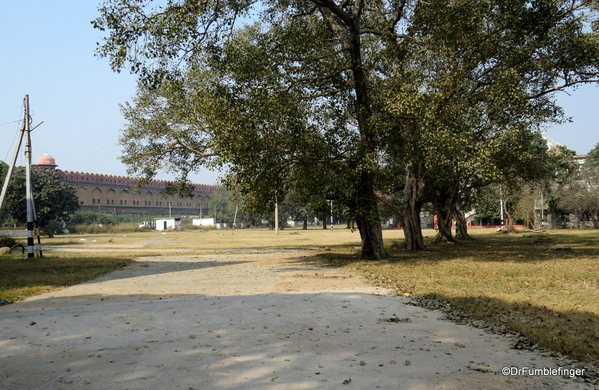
[192,217,233,229]
[36,153,224,216]
[573,155,587,165]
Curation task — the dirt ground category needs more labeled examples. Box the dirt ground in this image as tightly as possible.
[0,249,593,389]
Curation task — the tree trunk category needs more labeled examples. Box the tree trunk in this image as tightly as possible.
[588,212,599,229]
[402,173,426,251]
[433,206,455,244]
[402,206,425,250]
[303,217,308,230]
[318,5,385,259]
[505,209,516,232]
[454,204,473,240]
[353,175,386,259]
[322,215,327,230]
[355,214,385,260]
[375,180,425,252]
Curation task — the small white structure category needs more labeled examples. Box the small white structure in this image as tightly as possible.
[155,218,181,231]
[193,217,215,227]
[192,218,231,229]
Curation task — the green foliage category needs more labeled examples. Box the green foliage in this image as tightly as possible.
[0,160,7,182]
[0,167,79,236]
[473,138,580,227]
[0,160,10,226]
[94,0,599,252]
[44,220,64,236]
[586,142,599,171]
[552,145,599,228]
[208,194,231,220]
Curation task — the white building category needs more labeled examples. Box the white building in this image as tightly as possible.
[155,218,182,231]
[193,217,230,229]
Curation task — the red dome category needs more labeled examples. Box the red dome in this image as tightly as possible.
[37,153,57,166]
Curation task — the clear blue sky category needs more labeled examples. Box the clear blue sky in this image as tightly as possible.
[1,1,597,187]
[0,1,220,184]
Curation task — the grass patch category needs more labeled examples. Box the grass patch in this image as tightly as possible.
[323,230,599,365]
[0,254,133,303]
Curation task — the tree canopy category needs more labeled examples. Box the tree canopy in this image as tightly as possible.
[94,0,599,255]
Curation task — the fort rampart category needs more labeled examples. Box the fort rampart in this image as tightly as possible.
[56,170,224,216]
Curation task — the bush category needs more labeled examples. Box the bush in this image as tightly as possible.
[45,220,64,236]
[70,223,150,234]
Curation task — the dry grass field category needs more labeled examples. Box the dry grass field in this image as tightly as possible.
[1,226,598,365]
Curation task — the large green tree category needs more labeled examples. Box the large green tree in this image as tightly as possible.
[94,0,599,255]
[0,167,80,237]
[98,3,390,258]
[373,0,599,246]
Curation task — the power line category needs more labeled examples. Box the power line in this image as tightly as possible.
[0,120,21,127]
[2,121,23,163]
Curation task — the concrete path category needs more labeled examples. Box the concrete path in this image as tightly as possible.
[0,250,591,389]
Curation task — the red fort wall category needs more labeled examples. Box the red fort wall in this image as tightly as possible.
[56,170,225,216]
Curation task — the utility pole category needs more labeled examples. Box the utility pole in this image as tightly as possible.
[24,95,35,258]
[0,95,43,258]
[0,106,26,212]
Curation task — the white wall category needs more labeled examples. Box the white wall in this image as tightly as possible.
[155,218,181,231]
[192,218,215,227]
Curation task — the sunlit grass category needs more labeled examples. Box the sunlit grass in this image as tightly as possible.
[0,254,132,303]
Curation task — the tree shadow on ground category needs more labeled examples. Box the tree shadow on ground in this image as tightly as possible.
[310,233,599,265]
[418,294,599,367]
